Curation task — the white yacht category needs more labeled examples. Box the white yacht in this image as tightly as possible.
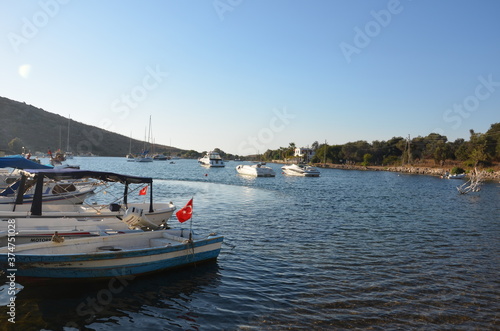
[198,151,225,167]
[236,164,275,177]
[281,164,320,177]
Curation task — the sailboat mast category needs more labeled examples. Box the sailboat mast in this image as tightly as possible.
[66,115,71,152]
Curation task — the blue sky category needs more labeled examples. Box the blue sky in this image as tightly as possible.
[1,0,499,155]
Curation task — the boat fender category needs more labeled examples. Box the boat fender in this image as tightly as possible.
[122,207,160,229]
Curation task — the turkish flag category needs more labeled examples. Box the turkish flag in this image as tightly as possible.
[139,186,148,196]
[176,198,193,223]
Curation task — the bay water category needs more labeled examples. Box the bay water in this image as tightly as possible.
[0,157,499,330]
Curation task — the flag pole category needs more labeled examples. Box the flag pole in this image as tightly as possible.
[189,196,193,241]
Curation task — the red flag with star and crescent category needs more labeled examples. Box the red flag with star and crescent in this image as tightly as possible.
[139,186,148,196]
[176,198,193,223]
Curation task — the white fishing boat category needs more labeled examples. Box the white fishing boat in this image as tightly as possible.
[236,163,275,177]
[0,228,223,280]
[281,164,320,177]
[0,215,130,246]
[0,169,176,226]
[198,151,225,167]
[0,155,96,204]
[0,180,97,205]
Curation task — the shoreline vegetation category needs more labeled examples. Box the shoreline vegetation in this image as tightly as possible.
[264,122,500,182]
[270,159,500,181]
[312,163,500,181]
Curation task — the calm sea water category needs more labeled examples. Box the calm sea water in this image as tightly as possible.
[0,157,499,330]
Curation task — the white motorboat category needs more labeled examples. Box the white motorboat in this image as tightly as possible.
[0,180,97,205]
[0,169,176,227]
[281,164,320,177]
[236,164,275,177]
[0,228,223,280]
[198,151,225,167]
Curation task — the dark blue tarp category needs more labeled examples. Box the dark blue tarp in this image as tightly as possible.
[0,155,53,169]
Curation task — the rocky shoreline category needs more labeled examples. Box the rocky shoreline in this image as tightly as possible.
[313,163,500,181]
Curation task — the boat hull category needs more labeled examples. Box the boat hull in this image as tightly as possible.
[0,202,175,223]
[198,151,225,167]
[281,164,320,177]
[236,165,275,177]
[0,187,94,205]
[0,230,223,279]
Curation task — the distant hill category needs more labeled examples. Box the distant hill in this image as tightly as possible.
[0,96,185,157]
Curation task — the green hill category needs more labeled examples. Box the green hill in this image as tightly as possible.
[0,96,185,157]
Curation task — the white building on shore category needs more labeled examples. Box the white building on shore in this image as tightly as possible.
[294,147,315,163]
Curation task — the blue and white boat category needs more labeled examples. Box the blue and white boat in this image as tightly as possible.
[0,228,223,280]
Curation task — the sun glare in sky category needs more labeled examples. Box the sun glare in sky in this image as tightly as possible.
[18,64,31,79]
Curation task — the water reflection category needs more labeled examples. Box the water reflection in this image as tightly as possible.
[0,263,221,330]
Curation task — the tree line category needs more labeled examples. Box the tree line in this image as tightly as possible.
[261,123,500,168]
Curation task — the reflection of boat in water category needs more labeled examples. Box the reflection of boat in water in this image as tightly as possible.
[0,229,223,280]
[1,262,221,330]
[281,164,320,177]
[198,151,225,167]
[236,164,275,177]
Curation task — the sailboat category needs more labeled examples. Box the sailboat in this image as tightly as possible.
[126,133,136,161]
[64,116,74,159]
[135,116,153,162]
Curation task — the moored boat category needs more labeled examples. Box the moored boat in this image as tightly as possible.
[0,228,223,280]
[0,180,97,205]
[198,151,225,167]
[236,163,275,177]
[0,168,176,227]
[281,164,320,177]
